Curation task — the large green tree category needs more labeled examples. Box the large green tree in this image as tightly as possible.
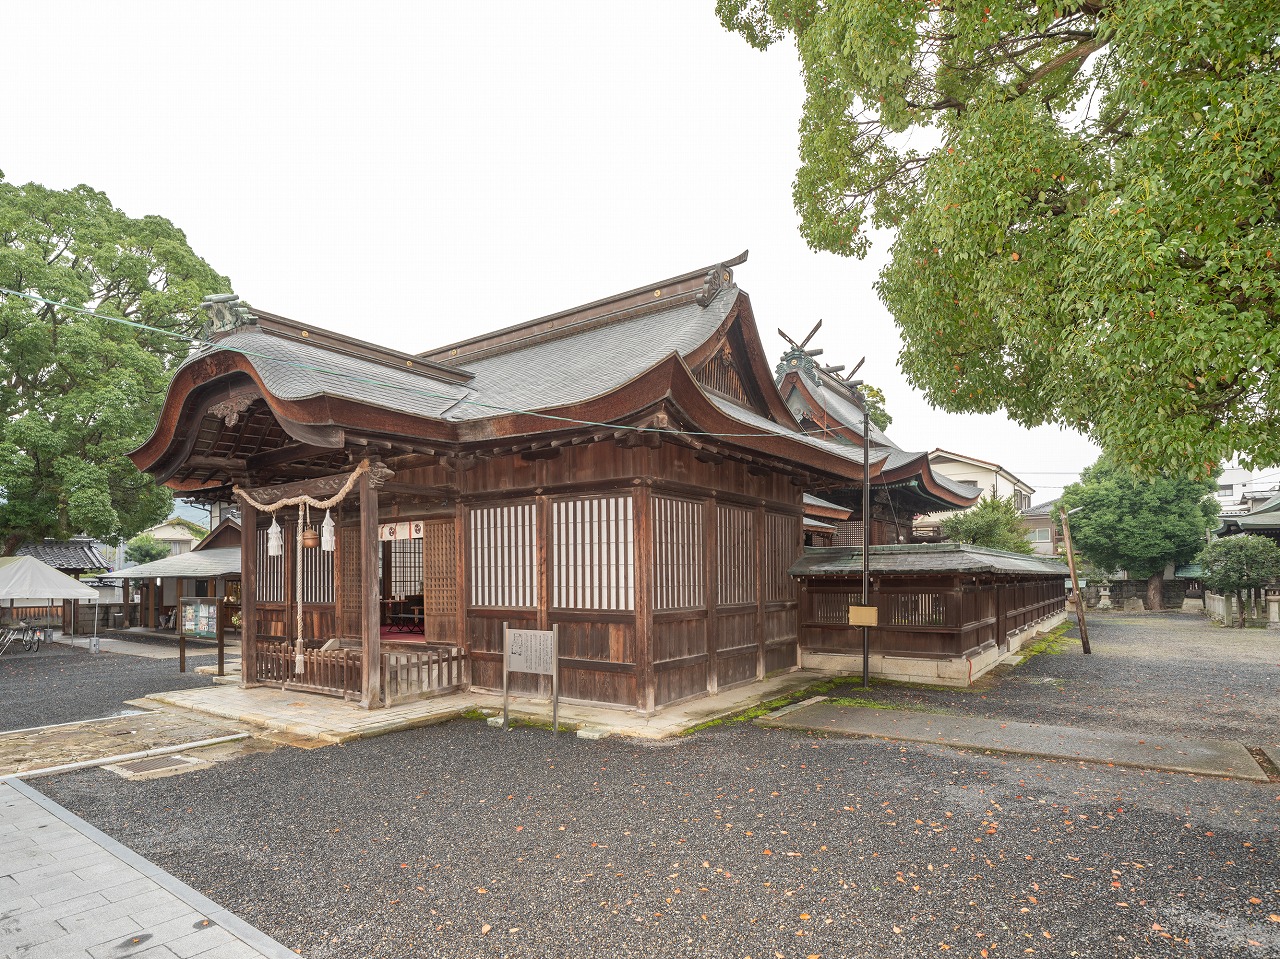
[1059,456,1218,609]
[1196,534,1280,627]
[0,173,230,555]
[939,493,1035,553]
[720,0,1280,472]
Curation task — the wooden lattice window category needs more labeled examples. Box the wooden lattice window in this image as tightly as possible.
[695,345,749,405]
[834,519,862,548]
[388,537,422,600]
[764,512,800,603]
[339,524,361,628]
[423,521,456,615]
[810,590,859,624]
[552,494,634,611]
[300,537,335,604]
[469,502,537,608]
[652,495,704,611]
[256,524,286,603]
[889,592,946,626]
[717,505,756,607]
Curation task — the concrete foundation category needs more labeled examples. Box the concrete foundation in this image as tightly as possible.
[801,610,1068,687]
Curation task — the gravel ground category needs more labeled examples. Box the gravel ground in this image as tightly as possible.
[38,719,1280,959]
[0,643,216,731]
[856,612,1280,748]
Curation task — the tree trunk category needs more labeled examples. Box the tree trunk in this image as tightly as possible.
[1236,590,1246,627]
[2,533,23,557]
[1146,572,1164,611]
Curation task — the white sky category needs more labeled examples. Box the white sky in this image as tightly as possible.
[7,1,1099,501]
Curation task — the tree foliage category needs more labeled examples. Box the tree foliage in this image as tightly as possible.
[125,533,171,566]
[862,382,892,431]
[0,173,230,554]
[939,494,1035,553]
[719,0,1280,472]
[1059,456,1218,606]
[1195,534,1280,626]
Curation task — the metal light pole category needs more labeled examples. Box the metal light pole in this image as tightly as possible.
[849,365,872,688]
[1060,505,1091,654]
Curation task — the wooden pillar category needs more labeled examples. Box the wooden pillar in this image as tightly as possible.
[360,471,383,708]
[455,500,470,686]
[634,484,654,714]
[122,577,130,628]
[755,503,766,681]
[240,502,258,685]
[704,494,718,695]
[996,577,1007,651]
[536,495,550,632]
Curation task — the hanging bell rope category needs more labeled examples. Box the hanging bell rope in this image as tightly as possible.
[233,460,373,677]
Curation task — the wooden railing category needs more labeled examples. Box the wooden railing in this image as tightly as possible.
[381,646,467,706]
[255,640,362,700]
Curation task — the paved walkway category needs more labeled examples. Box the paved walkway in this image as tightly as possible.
[55,636,240,662]
[0,778,295,959]
[760,699,1277,781]
[142,669,835,743]
[0,711,249,778]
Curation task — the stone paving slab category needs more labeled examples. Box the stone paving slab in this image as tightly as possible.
[54,636,240,661]
[0,779,296,959]
[0,711,249,777]
[759,702,1272,781]
[143,669,837,742]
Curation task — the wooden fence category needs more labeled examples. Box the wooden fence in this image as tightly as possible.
[254,640,362,700]
[381,646,467,706]
[801,576,1066,660]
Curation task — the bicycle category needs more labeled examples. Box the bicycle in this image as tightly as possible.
[0,621,42,657]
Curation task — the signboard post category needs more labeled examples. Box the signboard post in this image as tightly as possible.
[502,623,560,734]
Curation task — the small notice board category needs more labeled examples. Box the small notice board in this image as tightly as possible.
[502,623,560,734]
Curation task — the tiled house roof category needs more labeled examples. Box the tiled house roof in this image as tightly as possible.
[17,538,112,572]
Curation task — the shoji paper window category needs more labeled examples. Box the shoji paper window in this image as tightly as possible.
[651,495,704,611]
[716,504,756,607]
[469,503,538,608]
[552,494,634,611]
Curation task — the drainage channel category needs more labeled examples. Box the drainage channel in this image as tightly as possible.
[2,709,151,737]
[2,732,251,781]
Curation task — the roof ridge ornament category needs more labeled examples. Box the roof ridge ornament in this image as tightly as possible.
[695,265,728,307]
[200,292,257,339]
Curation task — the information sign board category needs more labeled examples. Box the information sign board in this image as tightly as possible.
[502,623,560,734]
[509,629,556,675]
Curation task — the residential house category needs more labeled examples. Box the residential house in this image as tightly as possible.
[1020,499,1061,556]
[913,450,1034,540]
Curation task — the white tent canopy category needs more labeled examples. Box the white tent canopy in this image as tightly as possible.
[0,556,99,602]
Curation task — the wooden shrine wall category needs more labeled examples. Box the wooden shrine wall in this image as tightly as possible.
[391,442,804,711]
[241,440,806,712]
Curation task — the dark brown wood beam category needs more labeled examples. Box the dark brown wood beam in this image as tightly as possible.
[246,443,337,471]
[242,464,395,506]
[185,454,247,472]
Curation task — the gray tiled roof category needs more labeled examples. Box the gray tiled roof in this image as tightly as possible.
[707,396,892,470]
[933,474,983,501]
[439,288,738,420]
[98,548,241,580]
[17,539,111,572]
[808,370,899,450]
[790,543,1069,577]
[188,328,471,419]
[1022,498,1061,517]
[804,493,847,512]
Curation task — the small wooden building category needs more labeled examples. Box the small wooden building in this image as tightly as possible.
[792,544,1069,685]
[132,254,897,711]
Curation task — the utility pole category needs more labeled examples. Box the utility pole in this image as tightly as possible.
[849,359,872,688]
[1060,506,1091,654]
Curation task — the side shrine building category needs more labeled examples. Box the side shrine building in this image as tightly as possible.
[132,254,1066,710]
